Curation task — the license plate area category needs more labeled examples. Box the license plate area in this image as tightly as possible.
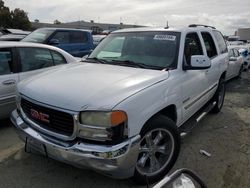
[25,137,47,156]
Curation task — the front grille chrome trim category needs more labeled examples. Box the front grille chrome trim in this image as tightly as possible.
[20,95,78,141]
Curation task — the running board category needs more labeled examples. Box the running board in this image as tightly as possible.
[180,101,217,138]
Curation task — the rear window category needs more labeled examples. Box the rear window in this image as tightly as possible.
[22,29,54,43]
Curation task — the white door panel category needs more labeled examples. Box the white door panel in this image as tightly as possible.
[181,70,208,123]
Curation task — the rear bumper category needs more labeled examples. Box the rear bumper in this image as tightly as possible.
[11,110,140,179]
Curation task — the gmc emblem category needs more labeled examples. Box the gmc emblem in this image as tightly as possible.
[30,109,50,123]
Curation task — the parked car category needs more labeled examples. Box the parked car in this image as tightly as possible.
[92,34,106,47]
[0,28,30,41]
[226,47,243,80]
[238,48,250,70]
[0,42,77,119]
[21,28,95,57]
[0,34,27,41]
[229,45,250,70]
[11,25,228,184]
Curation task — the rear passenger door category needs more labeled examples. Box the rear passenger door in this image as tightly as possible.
[0,48,19,118]
[200,31,220,99]
[17,47,55,81]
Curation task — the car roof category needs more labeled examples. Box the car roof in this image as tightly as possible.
[112,26,217,34]
[0,41,67,51]
[36,27,92,33]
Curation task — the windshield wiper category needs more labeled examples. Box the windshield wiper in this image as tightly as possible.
[85,57,108,64]
[110,60,163,70]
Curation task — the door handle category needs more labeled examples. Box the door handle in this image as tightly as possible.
[205,70,209,73]
[2,79,16,85]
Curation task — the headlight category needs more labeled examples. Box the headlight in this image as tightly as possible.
[79,111,128,143]
[80,111,127,127]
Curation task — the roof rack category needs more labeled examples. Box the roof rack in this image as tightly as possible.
[188,24,216,29]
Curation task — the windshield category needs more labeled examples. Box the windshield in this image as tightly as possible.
[22,29,54,43]
[89,31,180,70]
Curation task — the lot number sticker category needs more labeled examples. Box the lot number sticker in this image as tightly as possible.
[154,35,176,41]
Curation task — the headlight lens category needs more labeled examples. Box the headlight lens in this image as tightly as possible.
[80,111,127,127]
[79,111,128,143]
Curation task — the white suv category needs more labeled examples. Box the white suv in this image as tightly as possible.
[11,25,228,184]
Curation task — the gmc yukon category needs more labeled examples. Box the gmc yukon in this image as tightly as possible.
[11,25,228,184]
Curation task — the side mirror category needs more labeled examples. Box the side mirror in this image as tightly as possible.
[189,55,211,70]
[153,169,207,188]
[49,39,59,45]
[229,57,237,61]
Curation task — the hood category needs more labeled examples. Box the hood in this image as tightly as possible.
[18,63,169,111]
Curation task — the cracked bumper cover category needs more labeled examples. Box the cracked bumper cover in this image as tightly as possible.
[11,110,140,179]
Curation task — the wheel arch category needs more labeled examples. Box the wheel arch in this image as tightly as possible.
[140,104,178,134]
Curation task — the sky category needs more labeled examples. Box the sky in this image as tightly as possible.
[3,0,250,35]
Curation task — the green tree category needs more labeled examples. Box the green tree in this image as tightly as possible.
[0,0,11,28]
[54,19,61,24]
[11,8,31,30]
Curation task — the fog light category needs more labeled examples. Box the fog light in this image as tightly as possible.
[92,145,128,159]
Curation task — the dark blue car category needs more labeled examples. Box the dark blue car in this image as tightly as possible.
[22,28,94,57]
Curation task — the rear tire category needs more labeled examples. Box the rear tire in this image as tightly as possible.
[133,115,180,184]
[210,78,226,113]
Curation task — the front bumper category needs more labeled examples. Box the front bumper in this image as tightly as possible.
[11,110,140,179]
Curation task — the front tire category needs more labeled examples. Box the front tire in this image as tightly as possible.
[211,78,226,113]
[133,115,180,184]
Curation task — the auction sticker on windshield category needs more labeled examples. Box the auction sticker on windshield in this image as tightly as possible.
[154,35,176,41]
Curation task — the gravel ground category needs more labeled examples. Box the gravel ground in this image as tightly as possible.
[0,71,249,188]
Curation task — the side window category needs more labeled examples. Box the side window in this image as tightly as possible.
[51,51,67,65]
[213,31,227,54]
[0,48,12,75]
[233,49,239,57]
[51,31,70,44]
[201,32,218,58]
[229,49,235,57]
[19,48,54,72]
[184,33,203,65]
[70,31,88,43]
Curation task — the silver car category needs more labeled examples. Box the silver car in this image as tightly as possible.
[0,42,77,119]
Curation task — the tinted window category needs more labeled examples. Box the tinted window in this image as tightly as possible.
[229,49,234,57]
[201,32,217,58]
[52,31,70,44]
[19,48,54,72]
[51,51,67,65]
[70,31,88,43]
[213,31,227,54]
[0,48,12,75]
[22,29,54,43]
[184,33,203,65]
[233,49,240,57]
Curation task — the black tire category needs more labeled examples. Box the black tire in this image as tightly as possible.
[210,78,226,113]
[132,115,180,184]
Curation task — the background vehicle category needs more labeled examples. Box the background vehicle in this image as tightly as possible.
[226,47,243,80]
[229,45,250,70]
[12,25,228,184]
[0,28,30,41]
[21,28,95,57]
[92,34,106,47]
[0,42,77,119]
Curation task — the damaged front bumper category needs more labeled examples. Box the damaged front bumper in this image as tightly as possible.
[11,110,140,179]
